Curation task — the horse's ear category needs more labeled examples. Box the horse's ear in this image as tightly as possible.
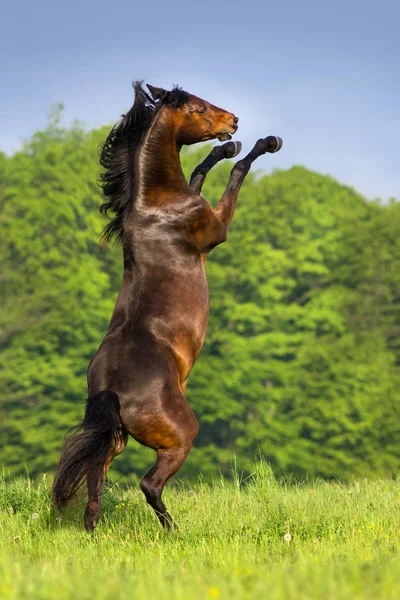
[147,84,167,100]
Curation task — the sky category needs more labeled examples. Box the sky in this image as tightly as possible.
[1,0,399,200]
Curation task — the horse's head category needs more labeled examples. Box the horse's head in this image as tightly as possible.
[147,84,239,146]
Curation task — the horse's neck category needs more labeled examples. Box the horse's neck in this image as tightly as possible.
[138,110,188,198]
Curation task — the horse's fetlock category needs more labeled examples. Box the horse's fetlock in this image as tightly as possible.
[211,146,225,160]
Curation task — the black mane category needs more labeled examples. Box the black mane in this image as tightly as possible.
[99,81,189,244]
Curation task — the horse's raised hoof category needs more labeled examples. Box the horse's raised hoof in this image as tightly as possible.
[264,136,283,153]
[222,141,242,159]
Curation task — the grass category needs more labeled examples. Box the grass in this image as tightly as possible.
[1,462,400,599]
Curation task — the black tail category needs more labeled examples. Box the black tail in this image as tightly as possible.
[53,391,123,509]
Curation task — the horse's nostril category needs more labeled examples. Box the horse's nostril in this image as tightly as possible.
[233,116,239,125]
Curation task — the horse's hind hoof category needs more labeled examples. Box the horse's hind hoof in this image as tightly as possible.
[84,518,97,533]
[222,141,242,159]
[84,502,99,532]
[264,136,283,153]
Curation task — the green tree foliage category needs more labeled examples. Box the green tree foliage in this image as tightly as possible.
[1,114,399,481]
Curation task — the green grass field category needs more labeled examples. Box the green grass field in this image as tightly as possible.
[1,463,400,599]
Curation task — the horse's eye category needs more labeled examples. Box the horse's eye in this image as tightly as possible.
[198,107,207,114]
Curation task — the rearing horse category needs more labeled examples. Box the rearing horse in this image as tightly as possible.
[53,82,282,531]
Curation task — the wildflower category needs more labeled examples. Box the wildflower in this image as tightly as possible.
[209,588,220,599]
[283,533,292,544]
[32,512,39,520]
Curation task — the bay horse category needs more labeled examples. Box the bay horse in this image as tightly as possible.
[53,82,282,531]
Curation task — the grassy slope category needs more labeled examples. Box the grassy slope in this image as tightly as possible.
[1,464,400,600]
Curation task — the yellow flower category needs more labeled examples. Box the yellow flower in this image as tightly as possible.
[209,587,220,598]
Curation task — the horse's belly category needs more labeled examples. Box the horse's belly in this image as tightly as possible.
[89,263,210,391]
[149,297,209,383]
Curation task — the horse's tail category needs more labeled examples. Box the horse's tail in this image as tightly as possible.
[52,391,123,510]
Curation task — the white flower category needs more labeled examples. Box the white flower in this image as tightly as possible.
[31,512,39,520]
[283,533,292,543]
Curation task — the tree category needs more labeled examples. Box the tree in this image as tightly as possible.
[1,117,399,482]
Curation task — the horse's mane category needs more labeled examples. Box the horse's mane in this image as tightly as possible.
[99,81,189,244]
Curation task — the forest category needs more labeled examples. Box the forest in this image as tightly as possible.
[1,108,400,483]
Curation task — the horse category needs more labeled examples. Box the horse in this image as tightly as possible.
[52,81,282,531]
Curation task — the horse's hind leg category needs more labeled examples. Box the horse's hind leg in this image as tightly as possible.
[84,435,127,532]
[84,455,113,532]
[140,447,191,530]
[189,141,242,194]
[138,400,199,530]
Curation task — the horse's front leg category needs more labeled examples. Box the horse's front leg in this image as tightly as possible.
[213,136,283,232]
[189,141,242,194]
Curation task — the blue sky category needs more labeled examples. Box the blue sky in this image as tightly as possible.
[1,0,399,200]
